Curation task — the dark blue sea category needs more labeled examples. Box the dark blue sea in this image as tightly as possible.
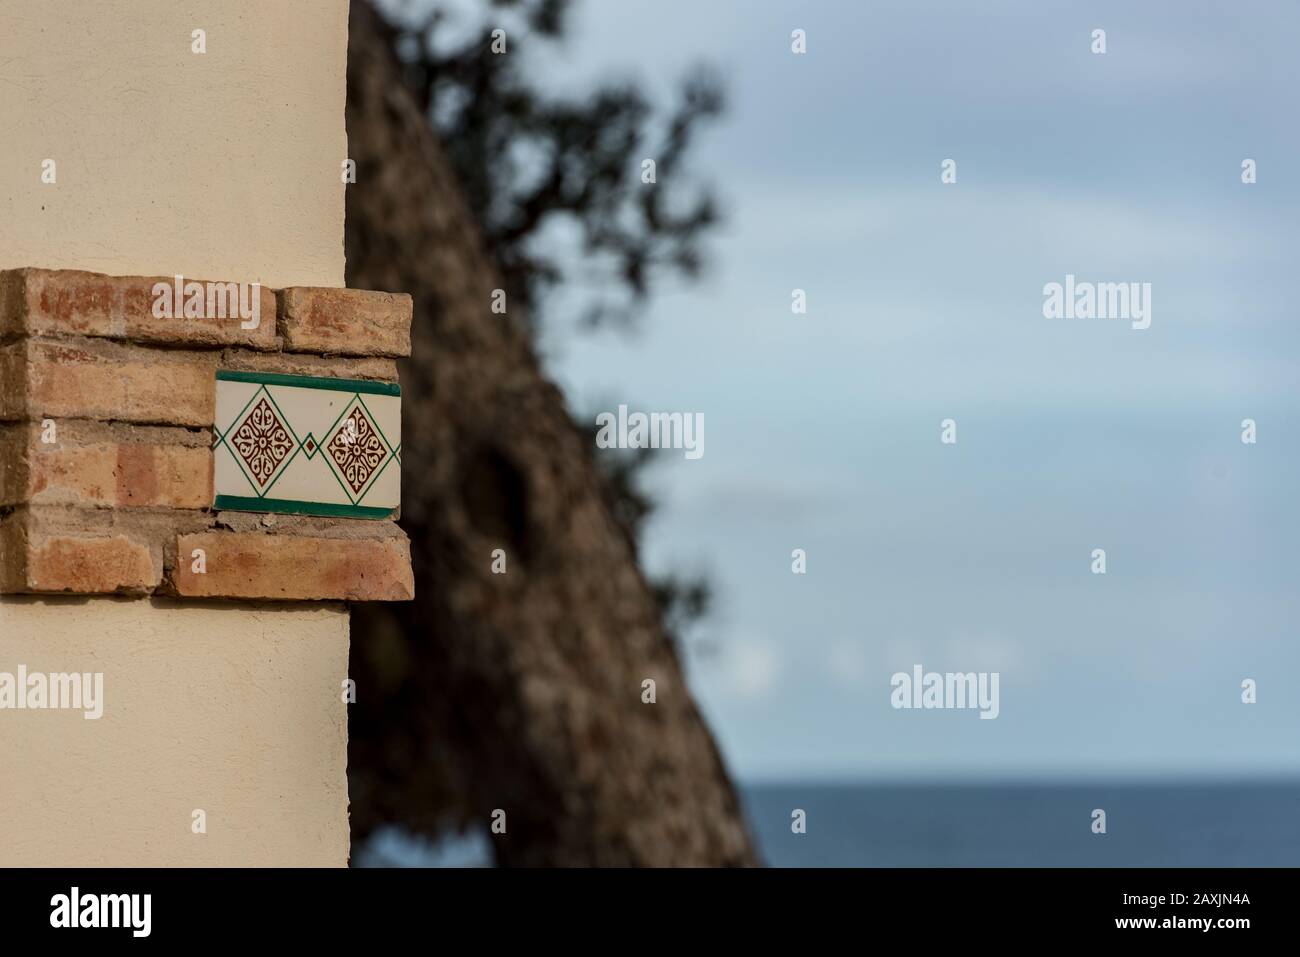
[357,780,1300,867]
[743,781,1300,867]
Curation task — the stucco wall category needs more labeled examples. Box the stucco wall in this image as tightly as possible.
[0,0,348,288]
[0,597,350,866]
[0,0,354,866]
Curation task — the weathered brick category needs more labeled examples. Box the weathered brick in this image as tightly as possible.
[173,531,413,601]
[19,337,218,426]
[27,532,158,594]
[0,506,215,595]
[112,439,212,509]
[2,340,395,428]
[0,343,22,420]
[0,271,23,340]
[0,509,160,594]
[0,425,22,506]
[0,268,276,350]
[220,346,399,383]
[0,506,414,601]
[0,422,211,509]
[0,515,21,593]
[281,287,412,357]
[0,266,416,605]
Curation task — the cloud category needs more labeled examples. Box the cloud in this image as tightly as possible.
[721,641,780,700]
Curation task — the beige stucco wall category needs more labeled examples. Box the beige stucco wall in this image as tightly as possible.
[0,597,350,866]
[0,0,354,865]
[0,0,348,288]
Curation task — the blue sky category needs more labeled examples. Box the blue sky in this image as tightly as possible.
[393,0,1300,781]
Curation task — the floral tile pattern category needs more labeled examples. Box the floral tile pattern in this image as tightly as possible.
[213,370,401,519]
[327,402,387,496]
[230,396,297,490]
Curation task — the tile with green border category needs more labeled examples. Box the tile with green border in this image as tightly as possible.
[213,370,401,520]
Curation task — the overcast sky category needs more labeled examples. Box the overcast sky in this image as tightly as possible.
[393,0,1300,781]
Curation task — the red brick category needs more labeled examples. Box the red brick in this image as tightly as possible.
[0,425,22,506]
[0,509,414,602]
[220,346,399,383]
[0,344,22,420]
[0,511,159,594]
[173,531,413,601]
[0,271,22,339]
[0,422,211,509]
[281,287,412,357]
[27,533,158,594]
[0,268,276,350]
[19,337,218,427]
[3,340,395,429]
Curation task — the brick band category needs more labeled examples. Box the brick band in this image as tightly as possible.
[0,267,413,602]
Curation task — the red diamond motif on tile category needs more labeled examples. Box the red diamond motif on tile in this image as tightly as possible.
[230,397,295,488]
[327,406,386,496]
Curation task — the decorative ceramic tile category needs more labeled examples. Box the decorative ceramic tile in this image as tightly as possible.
[212,370,401,519]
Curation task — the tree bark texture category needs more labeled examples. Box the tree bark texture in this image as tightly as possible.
[343,0,758,867]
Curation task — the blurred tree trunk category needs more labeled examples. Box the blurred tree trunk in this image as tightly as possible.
[343,0,757,866]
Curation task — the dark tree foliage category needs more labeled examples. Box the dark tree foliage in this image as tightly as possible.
[388,0,724,330]
[388,0,723,646]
